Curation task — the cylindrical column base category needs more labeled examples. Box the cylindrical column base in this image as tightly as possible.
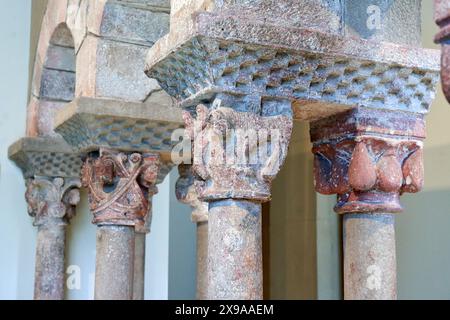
[133,232,146,300]
[343,213,397,300]
[95,225,135,300]
[208,200,262,300]
[34,224,66,300]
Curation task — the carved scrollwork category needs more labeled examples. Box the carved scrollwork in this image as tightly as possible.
[183,100,293,202]
[81,149,160,227]
[25,177,81,226]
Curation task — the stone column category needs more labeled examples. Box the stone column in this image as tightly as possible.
[133,183,158,300]
[8,137,83,300]
[311,108,426,300]
[82,149,160,300]
[146,0,439,301]
[182,99,293,300]
[26,177,81,300]
[175,164,209,300]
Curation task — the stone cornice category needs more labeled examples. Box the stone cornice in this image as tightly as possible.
[8,137,82,179]
[54,97,183,160]
[146,13,440,119]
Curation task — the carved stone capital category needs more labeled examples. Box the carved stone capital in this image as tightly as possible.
[81,149,160,227]
[183,97,293,202]
[311,108,424,214]
[435,0,450,103]
[175,164,208,222]
[25,177,81,226]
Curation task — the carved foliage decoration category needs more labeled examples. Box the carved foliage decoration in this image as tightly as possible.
[313,137,424,213]
[81,149,160,227]
[25,177,81,226]
[183,102,293,202]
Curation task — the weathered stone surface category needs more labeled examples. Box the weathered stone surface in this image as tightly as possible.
[99,2,169,46]
[311,107,424,214]
[38,100,67,136]
[96,38,161,101]
[54,97,183,157]
[183,100,292,202]
[82,149,160,228]
[45,45,76,72]
[176,164,208,222]
[170,0,342,36]
[25,176,80,300]
[34,224,67,300]
[343,214,397,300]
[119,0,170,8]
[26,176,81,227]
[208,200,262,300]
[344,0,421,46]
[66,0,88,53]
[40,68,75,102]
[8,137,82,179]
[95,225,135,300]
[146,13,439,118]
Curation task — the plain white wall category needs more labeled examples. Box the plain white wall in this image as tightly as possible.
[0,0,197,299]
[0,0,35,300]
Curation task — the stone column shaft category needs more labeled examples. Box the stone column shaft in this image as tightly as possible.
[208,200,263,300]
[95,225,135,300]
[343,214,397,300]
[133,232,146,300]
[82,149,160,300]
[34,224,67,300]
[24,176,80,300]
[196,221,208,299]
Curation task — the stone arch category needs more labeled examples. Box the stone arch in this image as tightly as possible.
[27,0,172,137]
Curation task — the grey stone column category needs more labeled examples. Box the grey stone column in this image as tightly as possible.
[9,137,82,300]
[176,164,209,299]
[82,149,160,300]
[133,186,157,301]
[26,177,81,300]
[95,225,135,300]
[133,232,147,300]
[180,101,293,300]
[146,0,439,301]
[343,214,396,300]
[208,200,262,300]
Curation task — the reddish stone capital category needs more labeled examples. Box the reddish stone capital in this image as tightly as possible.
[81,149,160,228]
[311,108,424,214]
